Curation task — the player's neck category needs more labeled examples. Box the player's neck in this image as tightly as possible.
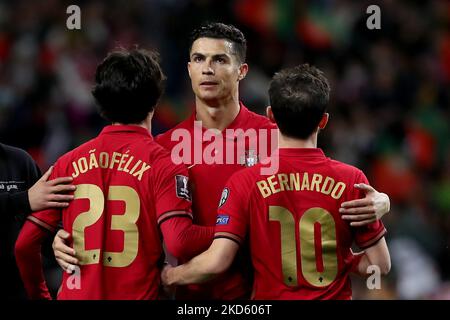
[195,95,240,131]
[278,132,317,149]
[112,122,152,132]
[112,114,152,132]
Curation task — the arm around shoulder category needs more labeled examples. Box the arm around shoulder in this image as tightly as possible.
[163,238,239,286]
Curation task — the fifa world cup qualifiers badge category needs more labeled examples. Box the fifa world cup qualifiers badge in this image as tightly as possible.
[240,149,259,167]
[175,175,191,201]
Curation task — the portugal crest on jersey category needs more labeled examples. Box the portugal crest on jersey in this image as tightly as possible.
[240,149,259,167]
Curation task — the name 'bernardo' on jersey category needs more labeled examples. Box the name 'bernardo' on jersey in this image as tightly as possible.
[256,172,346,199]
[71,149,151,181]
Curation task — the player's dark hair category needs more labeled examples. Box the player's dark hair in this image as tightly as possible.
[189,22,247,63]
[269,64,331,139]
[92,48,166,124]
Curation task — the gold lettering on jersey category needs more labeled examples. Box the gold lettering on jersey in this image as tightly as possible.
[78,157,88,173]
[256,172,347,199]
[72,162,80,178]
[70,152,151,181]
[321,176,335,195]
[278,173,289,191]
[290,173,300,191]
[257,180,271,198]
[118,152,130,171]
[331,182,346,199]
[99,152,109,168]
[311,174,322,192]
[129,160,142,175]
[123,155,134,173]
[267,175,281,194]
[132,162,151,181]
[89,150,99,170]
[109,152,121,169]
[301,172,309,191]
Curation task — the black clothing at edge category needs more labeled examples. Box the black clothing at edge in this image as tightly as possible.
[0,143,41,299]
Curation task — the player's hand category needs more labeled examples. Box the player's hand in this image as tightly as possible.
[161,264,175,287]
[28,166,76,211]
[340,184,390,227]
[160,263,177,299]
[53,229,79,273]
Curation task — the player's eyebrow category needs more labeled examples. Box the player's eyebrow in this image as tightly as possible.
[190,53,231,60]
[191,52,205,59]
[211,54,230,61]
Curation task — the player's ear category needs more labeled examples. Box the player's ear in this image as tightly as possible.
[237,63,248,81]
[266,106,276,123]
[187,62,192,79]
[318,113,329,129]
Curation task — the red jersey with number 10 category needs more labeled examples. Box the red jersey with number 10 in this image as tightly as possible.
[215,148,386,300]
[29,125,193,300]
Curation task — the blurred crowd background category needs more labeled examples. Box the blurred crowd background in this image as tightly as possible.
[0,0,449,299]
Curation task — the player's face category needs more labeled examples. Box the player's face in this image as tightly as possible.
[188,37,246,104]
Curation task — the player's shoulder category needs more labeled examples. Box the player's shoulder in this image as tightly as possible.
[155,117,192,149]
[54,138,99,168]
[228,165,263,187]
[0,143,35,164]
[327,157,365,182]
[146,140,187,174]
[148,140,172,162]
[244,107,277,130]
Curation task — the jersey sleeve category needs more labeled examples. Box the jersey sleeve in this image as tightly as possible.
[352,170,387,249]
[154,157,193,226]
[27,162,63,233]
[160,217,214,260]
[15,220,52,299]
[214,172,251,245]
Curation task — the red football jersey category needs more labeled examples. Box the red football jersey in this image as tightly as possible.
[156,103,278,299]
[29,125,192,300]
[215,148,387,300]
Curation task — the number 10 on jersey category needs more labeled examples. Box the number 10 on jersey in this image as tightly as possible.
[269,206,338,287]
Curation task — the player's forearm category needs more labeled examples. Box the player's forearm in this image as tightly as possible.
[364,237,391,275]
[352,238,391,276]
[351,252,371,277]
[161,216,214,260]
[176,224,215,258]
[166,249,223,285]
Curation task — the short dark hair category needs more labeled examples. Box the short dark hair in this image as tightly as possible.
[92,48,166,124]
[189,22,247,63]
[269,64,331,139]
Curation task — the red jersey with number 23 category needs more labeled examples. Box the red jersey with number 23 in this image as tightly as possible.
[215,148,386,300]
[29,125,193,299]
